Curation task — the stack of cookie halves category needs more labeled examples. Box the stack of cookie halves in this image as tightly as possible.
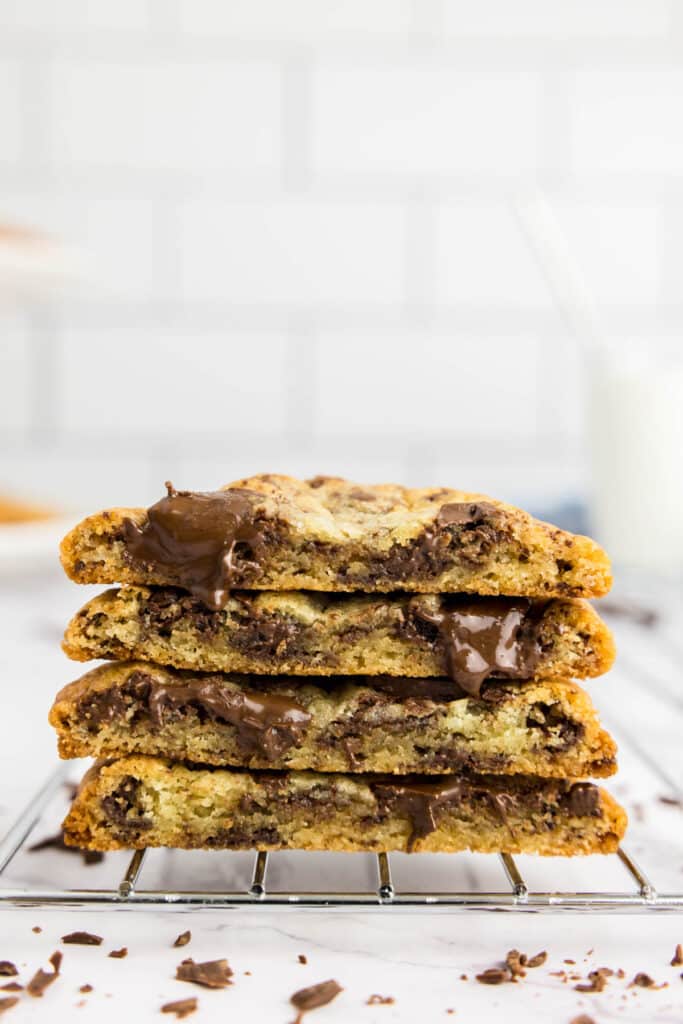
[53,475,626,856]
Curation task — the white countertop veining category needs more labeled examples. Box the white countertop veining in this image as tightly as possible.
[1,565,682,1023]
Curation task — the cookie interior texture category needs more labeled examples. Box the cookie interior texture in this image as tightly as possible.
[60,475,612,600]
[62,587,615,687]
[50,661,617,777]
[63,756,627,855]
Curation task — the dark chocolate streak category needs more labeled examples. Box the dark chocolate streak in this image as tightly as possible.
[83,673,311,761]
[405,596,543,697]
[122,483,267,610]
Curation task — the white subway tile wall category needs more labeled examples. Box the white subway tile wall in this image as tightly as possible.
[0,1,679,512]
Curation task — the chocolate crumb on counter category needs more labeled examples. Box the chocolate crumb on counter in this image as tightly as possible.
[366,994,395,1005]
[505,950,526,978]
[0,998,19,1016]
[658,795,682,808]
[459,974,468,981]
[109,947,128,959]
[175,959,233,989]
[79,985,93,993]
[0,966,16,978]
[569,1016,597,1024]
[475,967,512,985]
[526,951,547,968]
[27,950,62,997]
[574,967,613,993]
[290,979,343,1014]
[671,944,683,967]
[62,932,103,946]
[32,927,41,934]
[0,985,22,993]
[173,931,191,949]
[298,954,308,965]
[161,997,198,1019]
[629,972,667,990]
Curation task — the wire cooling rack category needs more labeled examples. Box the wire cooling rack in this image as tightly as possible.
[0,765,681,914]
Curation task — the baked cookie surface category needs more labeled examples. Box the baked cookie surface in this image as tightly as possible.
[63,755,626,855]
[62,587,615,690]
[60,476,612,603]
[50,661,617,778]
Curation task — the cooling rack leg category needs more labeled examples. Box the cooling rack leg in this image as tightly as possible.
[499,853,529,900]
[249,851,268,898]
[118,849,147,898]
[617,847,657,901]
[376,853,394,901]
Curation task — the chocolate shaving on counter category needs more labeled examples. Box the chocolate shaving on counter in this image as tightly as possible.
[569,1016,597,1024]
[658,795,682,808]
[526,951,547,968]
[366,994,395,1005]
[0,998,19,1016]
[297,955,307,965]
[671,944,683,966]
[62,932,103,946]
[123,483,266,610]
[475,968,512,985]
[28,830,104,865]
[161,997,198,1019]
[108,948,127,959]
[0,985,21,993]
[290,979,343,1013]
[27,950,62,997]
[574,967,613,993]
[175,959,233,989]
[79,985,93,993]
[629,972,667,989]
[173,931,191,948]
[0,967,16,979]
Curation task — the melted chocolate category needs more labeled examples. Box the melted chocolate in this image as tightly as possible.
[122,483,266,610]
[372,777,468,851]
[83,674,311,761]
[407,596,543,697]
[566,782,600,817]
[366,675,509,703]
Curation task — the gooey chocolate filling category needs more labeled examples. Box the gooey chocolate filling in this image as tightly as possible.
[82,673,311,761]
[402,596,545,697]
[122,483,270,610]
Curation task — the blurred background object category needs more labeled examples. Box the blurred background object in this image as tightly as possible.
[0,0,681,570]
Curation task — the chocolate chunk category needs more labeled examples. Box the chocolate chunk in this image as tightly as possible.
[475,968,512,985]
[372,777,467,851]
[62,932,103,946]
[366,994,394,1005]
[108,948,127,958]
[123,483,267,609]
[290,979,343,1012]
[27,950,62,997]
[101,776,152,834]
[174,931,191,949]
[405,596,542,696]
[28,830,104,865]
[175,959,233,989]
[0,998,19,1015]
[671,944,683,967]
[0,967,16,979]
[161,998,198,1019]
[566,783,601,817]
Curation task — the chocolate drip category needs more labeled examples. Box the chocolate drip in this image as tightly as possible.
[372,777,468,851]
[84,674,311,761]
[407,596,543,697]
[122,483,267,610]
[366,675,506,703]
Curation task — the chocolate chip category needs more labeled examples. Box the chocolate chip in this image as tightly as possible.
[0,998,19,1015]
[173,931,191,948]
[62,932,103,946]
[290,979,343,1012]
[0,967,16,979]
[108,948,127,959]
[671,944,683,967]
[366,994,394,1005]
[175,959,233,989]
[161,997,198,1019]
[27,950,62,997]
[475,968,512,985]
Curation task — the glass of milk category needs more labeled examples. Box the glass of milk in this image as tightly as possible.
[586,339,683,571]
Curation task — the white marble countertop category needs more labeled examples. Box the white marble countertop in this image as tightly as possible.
[1,562,682,1023]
